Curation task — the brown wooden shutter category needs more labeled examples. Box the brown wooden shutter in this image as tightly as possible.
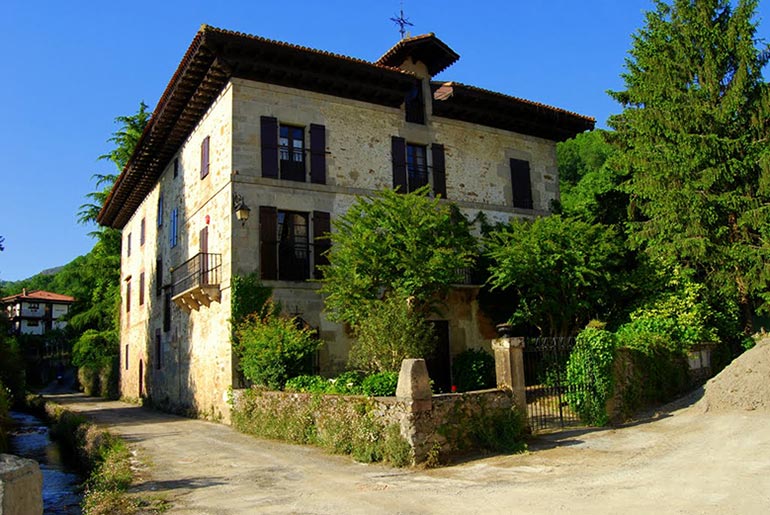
[431,143,447,198]
[313,211,331,279]
[310,124,326,184]
[510,159,533,209]
[391,136,407,193]
[260,206,278,280]
[201,136,210,179]
[260,116,279,178]
[156,258,162,297]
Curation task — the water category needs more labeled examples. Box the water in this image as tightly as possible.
[8,411,83,515]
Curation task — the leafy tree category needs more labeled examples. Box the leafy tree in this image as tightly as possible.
[608,0,770,333]
[78,101,150,226]
[319,186,477,326]
[234,301,322,389]
[348,292,437,373]
[485,215,628,336]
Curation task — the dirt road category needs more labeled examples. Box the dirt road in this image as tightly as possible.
[50,393,770,514]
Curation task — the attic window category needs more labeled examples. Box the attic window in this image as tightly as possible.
[405,80,425,124]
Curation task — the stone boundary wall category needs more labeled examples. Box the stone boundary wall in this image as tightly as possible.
[230,374,515,464]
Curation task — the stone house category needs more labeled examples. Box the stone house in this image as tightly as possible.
[1,289,75,336]
[97,26,593,420]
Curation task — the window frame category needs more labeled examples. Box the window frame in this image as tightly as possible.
[406,143,429,192]
[279,124,306,182]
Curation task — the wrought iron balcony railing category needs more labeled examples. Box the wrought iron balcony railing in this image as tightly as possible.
[170,252,222,312]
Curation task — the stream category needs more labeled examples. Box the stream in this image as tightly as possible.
[8,411,83,514]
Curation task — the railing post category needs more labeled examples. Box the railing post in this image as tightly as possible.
[492,336,527,411]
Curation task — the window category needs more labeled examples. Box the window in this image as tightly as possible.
[201,136,210,179]
[140,218,146,246]
[170,208,179,248]
[126,280,131,313]
[405,80,425,124]
[155,329,162,370]
[279,125,305,181]
[406,144,428,192]
[260,117,326,184]
[278,211,310,281]
[125,344,129,370]
[163,291,171,332]
[260,207,317,281]
[510,158,533,209]
[156,258,163,297]
[28,303,39,311]
[127,233,132,257]
[173,158,179,178]
[157,194,163,227]
[27,320,39,327]
[139,272,145,306]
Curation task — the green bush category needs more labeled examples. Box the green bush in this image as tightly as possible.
[284,375,329,393]
[451,348,496,392]
[235,301,322,390]
[361,371,399,396]
[0,335,26,402]
[0,380,10,452]
[97,357,120,399]
[326,371,364,394]
[78,365,100,396]
[285,371,400,397]
[565,327,617,426]
[350,293,436,373]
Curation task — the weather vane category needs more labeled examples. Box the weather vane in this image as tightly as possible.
[390,1,414,39]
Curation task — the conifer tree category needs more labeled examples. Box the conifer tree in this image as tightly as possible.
[608,0,770,332]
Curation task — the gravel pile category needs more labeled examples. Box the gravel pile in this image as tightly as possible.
[697,337,770,412]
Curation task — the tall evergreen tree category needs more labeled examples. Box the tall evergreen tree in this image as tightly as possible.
[608,0,770,332]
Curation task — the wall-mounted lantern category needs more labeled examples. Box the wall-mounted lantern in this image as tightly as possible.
[233,193,251,226]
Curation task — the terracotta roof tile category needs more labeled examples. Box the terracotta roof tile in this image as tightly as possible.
[1,290,76,303]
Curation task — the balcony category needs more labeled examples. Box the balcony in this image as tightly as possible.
[171,252,222,313]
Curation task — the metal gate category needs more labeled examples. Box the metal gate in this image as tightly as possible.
[523,337,588,432]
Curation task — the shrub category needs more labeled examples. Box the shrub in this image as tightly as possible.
[78,365,100,396]
[98,357,120,399]
[361,371,399,396]
[565,327,617,426]
[0,380,10,452]
[451,348,496,392]
[235,301,322,390]
[0,335,26,402]
[284,375,329,394]
[349,293,436,373]
[326,371,364,394]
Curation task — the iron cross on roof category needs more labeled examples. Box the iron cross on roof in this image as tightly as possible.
[390,2,414,39]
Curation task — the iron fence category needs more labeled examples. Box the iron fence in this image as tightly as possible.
[523,336,589,432]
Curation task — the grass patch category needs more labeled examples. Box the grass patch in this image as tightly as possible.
[232,388,413,467]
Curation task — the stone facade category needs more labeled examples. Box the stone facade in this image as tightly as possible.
[101,27,593,421]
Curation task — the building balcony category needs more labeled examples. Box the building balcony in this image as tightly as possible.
[171,252,222,313]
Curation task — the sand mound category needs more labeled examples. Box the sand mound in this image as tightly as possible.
[697,337,770,412]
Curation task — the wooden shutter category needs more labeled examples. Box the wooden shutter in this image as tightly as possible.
[313,211,331,279]
[310,124,326,184]
[260,206,278,280]
[510,159,533,209]
[261,116,279,178]
[431,143,447,198]
[156,258,162,297]
[139,273,145,306]
[201,136,210,179]
[391,136,407,193]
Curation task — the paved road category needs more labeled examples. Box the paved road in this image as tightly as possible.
[50,393,770,514]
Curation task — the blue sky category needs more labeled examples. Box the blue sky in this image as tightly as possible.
[1,0,769,281]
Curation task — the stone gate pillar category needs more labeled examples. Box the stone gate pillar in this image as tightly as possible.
[492,337,526,410]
